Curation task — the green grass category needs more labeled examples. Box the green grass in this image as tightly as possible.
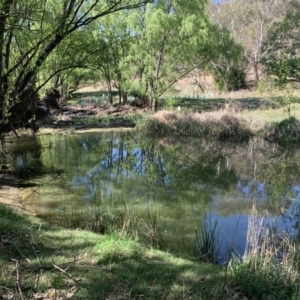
[63,88,300,144]
[229,206,300,300]
[0,203,225,299]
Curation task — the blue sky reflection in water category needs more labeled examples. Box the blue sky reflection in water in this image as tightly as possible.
[6,132,300,263]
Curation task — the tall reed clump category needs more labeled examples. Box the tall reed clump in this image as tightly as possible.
[137,109,252,141]
[229,206,300,299]
[63,200,165,249]
[194,214,220,264]
[64,207,119,234]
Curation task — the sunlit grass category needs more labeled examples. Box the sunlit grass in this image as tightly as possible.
[0,203,225,299]
[243,103,300,123]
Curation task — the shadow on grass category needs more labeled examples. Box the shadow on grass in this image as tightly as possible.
[0,203,225,300]
[80,252,224,299]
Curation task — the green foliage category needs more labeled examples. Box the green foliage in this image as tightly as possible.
[165,96,177,109]
[194,215,219,264]
[264,54,300,88]
[213,66,246,92]
[230,254,300,300]
[256,77,277,95]
[281,86,298,117]
[208,23,245,92]
[267,117,300,145]
[262,1,300,86]
[0,0,154,134]
[0,204,224,299]
[121,0,220,103]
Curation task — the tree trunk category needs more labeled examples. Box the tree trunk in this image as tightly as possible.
[151,99,157,112]
[106,79,113,105]
[253,61,259,85]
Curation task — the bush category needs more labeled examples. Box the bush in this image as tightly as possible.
[266,117,300,145]
[214,67,246,92]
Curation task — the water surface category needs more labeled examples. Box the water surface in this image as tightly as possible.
[4,131,300,262]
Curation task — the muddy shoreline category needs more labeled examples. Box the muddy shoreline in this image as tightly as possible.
[0,173,33,215]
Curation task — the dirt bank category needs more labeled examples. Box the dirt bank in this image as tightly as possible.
[0,173,31,214]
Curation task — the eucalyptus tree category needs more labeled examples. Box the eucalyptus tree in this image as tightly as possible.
[209,0,290,84]
[0,0,152,136]
[261,0,300,86]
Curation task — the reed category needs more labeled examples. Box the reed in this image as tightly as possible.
[229,205,300,299]
[63,200,164,249]
[194,214,220,264]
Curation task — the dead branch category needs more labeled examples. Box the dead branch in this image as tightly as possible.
[51,259,82,284]
[30,241,41,266]
[106,105,124,115]
[11,259,24,300]
[2,239,31,263]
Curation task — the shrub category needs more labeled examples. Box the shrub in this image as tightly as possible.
[230,206,300,299]
[214,66,246,92]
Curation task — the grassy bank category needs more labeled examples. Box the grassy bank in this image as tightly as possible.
[136,109,252,141]
[0,203,226,300]
[2,202,300,299]
[136,106,300,144]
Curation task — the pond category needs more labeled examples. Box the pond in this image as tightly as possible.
[3,131,300,264]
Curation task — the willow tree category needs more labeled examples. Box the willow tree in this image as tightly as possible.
[121,0,215,110]
[38,27,100,99]
[0,0,152,136]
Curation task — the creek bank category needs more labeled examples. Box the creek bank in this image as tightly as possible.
[0,172,32,214]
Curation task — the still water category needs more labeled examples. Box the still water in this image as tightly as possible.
[4,131,300,262]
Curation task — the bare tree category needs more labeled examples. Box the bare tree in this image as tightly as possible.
[209,0,291,85]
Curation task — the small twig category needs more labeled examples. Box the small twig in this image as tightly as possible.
[30,241,41,266]
[20,264,104,271]
[51,259,81,284]
[12,259,24,300]
[2,239,31,263]
[30,241,42,290]
[0,286,14,291]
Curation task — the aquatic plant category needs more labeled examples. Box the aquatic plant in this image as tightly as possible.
[229,205,300,299]
[194,214,220,264]
[63,200,164,250]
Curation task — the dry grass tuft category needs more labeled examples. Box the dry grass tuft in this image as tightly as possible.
[230,204,300,299]
[139,108,253,140]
